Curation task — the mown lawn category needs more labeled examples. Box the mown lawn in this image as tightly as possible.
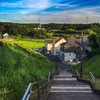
[2,39,45,49]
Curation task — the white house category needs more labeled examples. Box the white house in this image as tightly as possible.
[60,37,84,62]
[3,33,9,39]
[45,38,67,55]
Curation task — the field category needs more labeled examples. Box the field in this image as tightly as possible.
[1,38,45,49]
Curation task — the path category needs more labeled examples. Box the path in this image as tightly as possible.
[47,70,100,100]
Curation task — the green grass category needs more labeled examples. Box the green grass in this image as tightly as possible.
[75,55,100,78]
[0,42,54,99]
[75,55,100,89]
[2,39,45,49]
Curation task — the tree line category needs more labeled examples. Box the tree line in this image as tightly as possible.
[0,22,100,39]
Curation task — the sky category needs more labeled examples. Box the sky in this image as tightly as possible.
[0,0,100,23]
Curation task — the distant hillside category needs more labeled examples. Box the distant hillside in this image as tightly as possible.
[0,43,54,99]
[75,55,100,78]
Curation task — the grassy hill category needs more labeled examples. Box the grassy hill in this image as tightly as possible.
[75,55,100,78]
[0,42,54,99]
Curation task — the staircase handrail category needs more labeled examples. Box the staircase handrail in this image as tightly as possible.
[89,72,96,86]
[75,69,80,78]
[22,83,32,100]
[22,71,52,100]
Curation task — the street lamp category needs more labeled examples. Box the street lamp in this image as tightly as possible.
[80,55,83,78]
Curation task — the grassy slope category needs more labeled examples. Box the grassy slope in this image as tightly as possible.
[75,55,100,78]
[0,44,54,99]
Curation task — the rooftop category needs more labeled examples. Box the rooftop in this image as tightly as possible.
[46,38,63,44]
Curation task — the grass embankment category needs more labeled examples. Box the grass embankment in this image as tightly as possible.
[75,55,100,89]
[0,43,54,99]
[75,55,100,78]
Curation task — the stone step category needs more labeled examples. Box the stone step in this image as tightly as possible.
[51,86,91,90]
[47,92,100,100]
[52,84,90,87]
[50,90,92,93]
[52,80,87,85]
[54,75,72,78]
[59,72,71,75]
[53,77,77,81]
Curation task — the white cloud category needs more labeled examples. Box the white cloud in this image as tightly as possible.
[9,15,40,23]
[55,3,76,9]
[0,1,100,23]
[0,0,51,10]
[1,8,100,24]
[6,9,99,24]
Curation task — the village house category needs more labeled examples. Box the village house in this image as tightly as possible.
[45,38,67,55]
[3,33,9,39]
[60,37,85,62]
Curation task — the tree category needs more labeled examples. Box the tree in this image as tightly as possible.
[0,26,5,34]
[91,24,100,37]
[28,28,48,39]
[86,29,95,34]
[88,34,99,49]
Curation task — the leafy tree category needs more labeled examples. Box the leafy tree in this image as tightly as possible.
[91,24,100,37]
[28,28,48,39]
[88,34,99,49]
[0,26,5,34]
[86,29,95,34]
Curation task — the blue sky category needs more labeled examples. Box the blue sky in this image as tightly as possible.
[0,0,100,23]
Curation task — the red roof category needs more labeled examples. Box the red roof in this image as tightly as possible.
[55,38,62,43]
[46,39,53,43]
[46,38,63,44]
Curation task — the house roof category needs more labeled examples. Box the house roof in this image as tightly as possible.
[55,38,63,43]
[61,37,80,47]
[60,37,85,54]
[46,39,53,43]
[62,46,85,54]
[46,38,64,44]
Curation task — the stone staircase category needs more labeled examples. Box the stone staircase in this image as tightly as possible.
[47,70,100,100]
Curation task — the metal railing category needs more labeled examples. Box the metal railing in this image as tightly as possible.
[75,70,96,88]
[22,71,53,100]
[89,72,96,87]
[22,83,33,100]
[75,70,80,78]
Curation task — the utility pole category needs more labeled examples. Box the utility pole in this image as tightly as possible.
[80,33,84,78]
[86,16,89,24]
[80,55,83,78]
[38,17,42,29]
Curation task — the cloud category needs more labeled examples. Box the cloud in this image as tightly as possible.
[0,0,100,23]
[0,0,51,10]
[54,3,76,9]
[2,7,99,24]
